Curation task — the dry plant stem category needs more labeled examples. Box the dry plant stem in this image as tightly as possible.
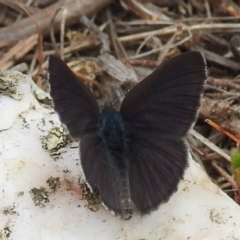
[115,16,240,26]
[189,147,206,172]
[129,26,192,60]
[115,19,174,26]
[230,35,240,60]
[204,0,211,19]
[118,23,240,43]
[29,52,37,75]
[0,0,113,48]
[120,0,170,21]
[128,59,158,67]
[80,16,110,53]
[17,2,44,85]
[60,8,67,60]
[30,59,48,77]
[208,77,240,91]
[50,8,64,57]
[204,85,232,94]
[202,34,229,48]
[225,188,238,192]
[204,152,224,161]
[157,31,179,63]
[0,34,38,70]
[50,7,67,59]
[221,182,233,189]
[74,72,101,88]
[211,161,237,189]
[190,129,231,163]
[192,46,240,71]
[106,8,128,60]
[189,144,205,157]
[204,92,240,99]
[0,0,40,14]
[43,38,100,57]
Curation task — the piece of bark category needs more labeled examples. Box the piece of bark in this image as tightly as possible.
[98,53,139,83]
[0,0,113,48]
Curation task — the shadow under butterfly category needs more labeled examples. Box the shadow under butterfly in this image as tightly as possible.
[48,51,207,220]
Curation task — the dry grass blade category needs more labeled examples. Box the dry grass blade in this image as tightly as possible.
[190,129,231,163]
[118,23,240,43]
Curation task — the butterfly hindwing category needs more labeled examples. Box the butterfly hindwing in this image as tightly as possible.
[80,135,122,214]
[48,56,99,138]
[120,51,207,139]
[128,136,188,214]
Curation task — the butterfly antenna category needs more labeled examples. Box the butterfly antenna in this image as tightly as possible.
[97,100,104,108]
[112,91,128,107]
[112,96,121,106]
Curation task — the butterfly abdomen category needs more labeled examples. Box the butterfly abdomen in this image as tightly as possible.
[98,109,132,217]
[116,169,132,217]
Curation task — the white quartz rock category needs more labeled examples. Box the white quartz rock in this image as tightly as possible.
[0,71,240,240]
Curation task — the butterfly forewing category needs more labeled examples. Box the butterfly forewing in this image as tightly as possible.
[48,56,99,138]
[120,51,207,139]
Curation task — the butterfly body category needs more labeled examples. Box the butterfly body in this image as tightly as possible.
[48,51,207,218]
[98,109,127,160]
[96,109,132,215]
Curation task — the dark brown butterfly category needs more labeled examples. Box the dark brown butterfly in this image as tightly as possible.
[48,51,207,219]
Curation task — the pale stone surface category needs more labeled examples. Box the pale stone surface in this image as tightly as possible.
[0,71,239,240]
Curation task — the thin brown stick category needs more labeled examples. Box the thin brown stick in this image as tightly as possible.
[50,7,67,59]
[208,77,240,91]
[211,161,237,189]
[80,15,110,54]
[0,34,38,70]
